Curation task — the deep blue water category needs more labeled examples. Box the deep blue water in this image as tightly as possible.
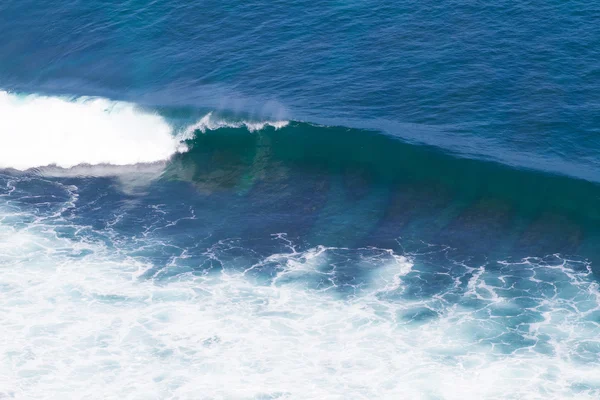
[1,1,600,399]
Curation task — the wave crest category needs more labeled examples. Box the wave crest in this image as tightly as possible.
[180,112,289,139]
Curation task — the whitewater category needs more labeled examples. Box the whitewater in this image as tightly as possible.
[2,185,600,399]
[2,180,600,399]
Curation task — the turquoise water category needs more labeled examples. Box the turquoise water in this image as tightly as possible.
[0,1,599,399]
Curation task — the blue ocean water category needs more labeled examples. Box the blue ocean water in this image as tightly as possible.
[1,1,600,399]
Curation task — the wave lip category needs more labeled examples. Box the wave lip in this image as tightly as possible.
[180,112,289,139]
[0,91,187,170]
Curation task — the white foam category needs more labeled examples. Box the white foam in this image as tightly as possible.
[181,112,289,138]
[1,187,600,399]
[0,91,187,170]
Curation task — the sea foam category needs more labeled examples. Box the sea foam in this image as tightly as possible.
[1,177,600,399]
[0,91,186,170]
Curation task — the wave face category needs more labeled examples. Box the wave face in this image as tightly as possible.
[1,106,600,399]
[0,92,185,170]
[175,119,600,233]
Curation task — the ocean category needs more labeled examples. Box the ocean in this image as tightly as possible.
[1,1,599,399]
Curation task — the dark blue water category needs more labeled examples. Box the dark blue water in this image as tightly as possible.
[1,1,600,399]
